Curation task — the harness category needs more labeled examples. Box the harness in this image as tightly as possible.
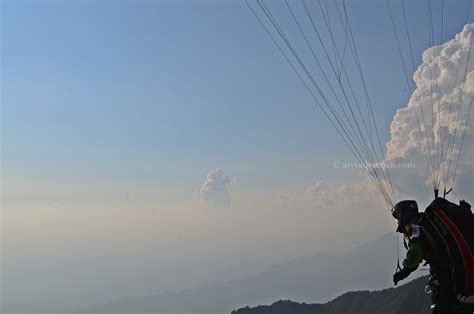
[424,198,474,296]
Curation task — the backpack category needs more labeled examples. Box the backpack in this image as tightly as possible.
[424,197,474,296]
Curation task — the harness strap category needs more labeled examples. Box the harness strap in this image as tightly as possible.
[433,206,474,295]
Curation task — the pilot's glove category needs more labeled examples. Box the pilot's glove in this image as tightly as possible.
[393,268,411,286]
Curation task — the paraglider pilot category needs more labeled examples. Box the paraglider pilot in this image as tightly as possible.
[392,199,474,314]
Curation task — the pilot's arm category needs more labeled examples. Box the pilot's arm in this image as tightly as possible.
[393,241,423,285]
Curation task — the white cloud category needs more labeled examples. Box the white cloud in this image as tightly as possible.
[386,23,474,199]
[285,24,473,219]
[196,169,235,207]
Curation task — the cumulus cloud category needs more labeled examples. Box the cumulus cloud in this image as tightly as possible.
[196,169,235,207]
[386,23,474,199]
[287,24,473,218]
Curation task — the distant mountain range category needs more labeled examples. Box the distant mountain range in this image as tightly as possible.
[92,233,419,313]
[232,276,431,314]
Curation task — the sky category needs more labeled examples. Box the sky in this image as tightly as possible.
[1,0,473,310]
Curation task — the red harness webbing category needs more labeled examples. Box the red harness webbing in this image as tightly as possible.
[434,208,474,295]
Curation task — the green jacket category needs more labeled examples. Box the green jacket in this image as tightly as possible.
[402,241,424,272]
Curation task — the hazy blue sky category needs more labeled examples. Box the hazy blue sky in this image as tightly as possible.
[1,0,472,310]
[3,0,470,188]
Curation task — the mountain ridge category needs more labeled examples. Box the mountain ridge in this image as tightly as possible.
[91,233,416,313]
[231,276,431,314]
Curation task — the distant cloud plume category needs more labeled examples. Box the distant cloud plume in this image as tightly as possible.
[196,169,235,207]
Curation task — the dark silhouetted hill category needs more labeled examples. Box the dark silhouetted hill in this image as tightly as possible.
[231,276,431,314]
